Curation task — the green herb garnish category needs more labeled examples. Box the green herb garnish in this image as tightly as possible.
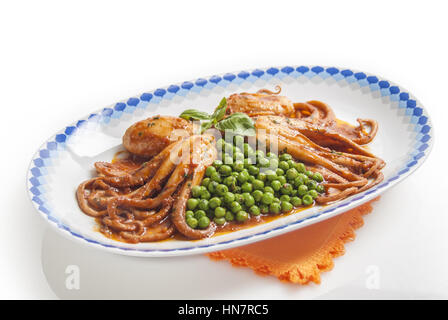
[179,97,255,135]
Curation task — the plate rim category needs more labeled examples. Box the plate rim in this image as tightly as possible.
[26,65,434,257]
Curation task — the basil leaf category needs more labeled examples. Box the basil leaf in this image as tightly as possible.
[211,97,227,123]
[179,109,211,121]
[215,112,256,136]
[200,121,213,133]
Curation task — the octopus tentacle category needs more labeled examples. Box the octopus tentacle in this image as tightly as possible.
[256,85,282,95]
[316,187,358,204]
[257,129,365,182]
[171,137,217,239]
[120,219,175,243]
[76,179,108,217]
[294,100,336,126]
[101,142,178,188]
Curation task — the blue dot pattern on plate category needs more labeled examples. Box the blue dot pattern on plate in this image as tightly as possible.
[27,66,432,253]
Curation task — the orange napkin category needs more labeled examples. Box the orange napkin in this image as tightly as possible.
[207,197,379,285]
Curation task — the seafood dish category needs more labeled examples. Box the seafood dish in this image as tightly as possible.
[76,87,385,243]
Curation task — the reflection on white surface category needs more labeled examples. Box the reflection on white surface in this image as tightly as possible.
[40,182,448,299]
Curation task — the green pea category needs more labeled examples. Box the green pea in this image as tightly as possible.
[252,190,264,202]
[270,180,281,192]
[230,201,242,213]
[243,158,253,168]
[279,153,292,161]
[266,152,277,159]
[241,182,253,193]
[214,206,226,218]
[264,186,275,194]
[249,205,261,216]
[281,183,293,195]
[236,210,249,222]
[235,194,245,204]
[258,157,270,168]
[276,168,285,176]
[198,199,209,211]
[255,150,265,160]
[269,158,279,169]
[286,168,299,181]
[223,142,233,153]
[287,160,295,169]
[214,217,226,225]
[252,179,264,191]
[279,161,289,171]
[305,170,314,178]
[308,190,319,199]
[293,176,305,188]
[194,210,207,219]
[281,201,293,213]
[269,202,281,214]
[291,189,298,197]
[302,194,313,206]
[185,210,195,219]
[291,196,302,206]
[219,165,232,176]
[298,184,308,196]
[200,190,211,200]
[216,139,225,151]
[297,173,309,184]
[234,152,245,162]
[231,171,239,178]
[210,172,222,183]
[201,178,211,188]
[187,198,199,210]
[213,159,223,168]
[207,181,219,194]
[313,172,324,183]
[247,175,255,183]
[224,154,233,165]
[191,185,201,198]
[234,135,244,146]
[243,143,253,157]
[225,211,234,221]
[316,184,325,194]
[198,216,210,229]
[244,194,255,207]
[216,184,229,196]
[280,195,290,202]
[277,176,287,185]
[223,191,235,204]
[233,161,244,172]
[257,172,267,182]
[273,197,281,203]
[237,170,250,184]
[205,166,217,177]
[261,192,275,205]
[265,170,278,182]
[260,204,269,214]
[307,180,317,190]
[294,162,306,173]
[248,165,259,176]
[209,197,221,209]
[223,176,237,188]
[186,217,198,228]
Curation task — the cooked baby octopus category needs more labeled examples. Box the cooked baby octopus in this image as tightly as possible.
[76,134,217,242]
[228,87,385,204]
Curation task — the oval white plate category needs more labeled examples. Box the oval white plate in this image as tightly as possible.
[27,66,433,257]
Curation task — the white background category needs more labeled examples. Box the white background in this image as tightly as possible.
[1,0,447,299]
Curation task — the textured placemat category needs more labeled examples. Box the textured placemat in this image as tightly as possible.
[207,197,379,285]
